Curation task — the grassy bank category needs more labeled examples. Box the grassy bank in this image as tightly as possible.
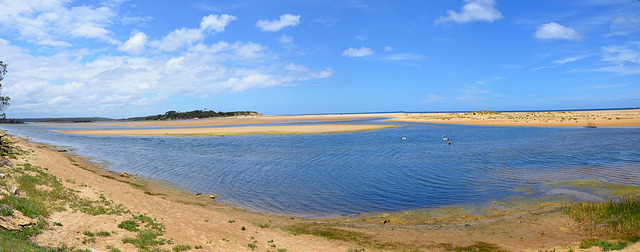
[563,195,640,251]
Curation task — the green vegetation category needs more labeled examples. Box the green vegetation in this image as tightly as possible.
[439,242,508,252]
[0,204,13,216]
[248,243,257,250]
[465,111,501,115]
[9,163,129,216]
[579,237,639,251]
[83,230,111,237]
[284,223,372,246]
[171,244,191,251]
[563,195,639,239]
[119,214,171,251]
[546,179,640,197]
[127,109,260,121]
[252,221,270,228]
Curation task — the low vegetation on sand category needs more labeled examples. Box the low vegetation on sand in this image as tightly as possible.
[0,136,209,251]
[563,195,640,250]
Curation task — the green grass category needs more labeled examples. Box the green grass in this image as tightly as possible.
[119,214,170,252]
[579,237,639,251]
[0,229,57,252]
[0,204,13,216]
[452,242,508,252]
[118,220,140,232]
[172,244,191,251]
[284,224,372,246]
[0,195,49,218]
[563,195,639,239]
[121,229,169,251]
[8,163,129,217]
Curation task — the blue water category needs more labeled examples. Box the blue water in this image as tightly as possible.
[1,121,639,217]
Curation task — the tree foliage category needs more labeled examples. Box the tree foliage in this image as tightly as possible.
[127,110,260,121]
[0,61,10,119]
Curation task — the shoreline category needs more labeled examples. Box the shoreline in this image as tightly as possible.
[3,135,639,251]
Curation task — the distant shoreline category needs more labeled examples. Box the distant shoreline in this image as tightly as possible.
[389,109,640,127]
[55,109,639,136]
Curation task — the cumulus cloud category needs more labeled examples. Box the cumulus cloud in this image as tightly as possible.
[118,32,148,54]
[152,14,236,52]
[533,22,582,41]
[0,37,332,117]
[342,47,374,57]
[200,14,237,32]
[256,14,300,31]
[0,1,120,46]
[434,0,503,25]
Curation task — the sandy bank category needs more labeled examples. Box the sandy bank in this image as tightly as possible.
[60,124,399,136]
[389,109,640,127]
[88,113,402,128]
[4,135,637,251]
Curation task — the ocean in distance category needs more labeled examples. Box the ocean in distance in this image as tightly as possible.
[2,119,639,218]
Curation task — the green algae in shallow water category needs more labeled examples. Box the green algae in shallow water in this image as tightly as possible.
[360,194,574,224]
[545,179,640,197]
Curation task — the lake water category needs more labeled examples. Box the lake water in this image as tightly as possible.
[2,120,639,218]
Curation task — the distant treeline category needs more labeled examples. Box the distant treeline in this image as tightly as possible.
[1,117,114,123]
[126,110,260,121]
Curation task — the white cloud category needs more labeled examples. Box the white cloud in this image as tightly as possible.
[457,87,490,103]
[591,45,640,75]
[200,14,236,32]
[342,47,374,57]
[601,46,639,64]
[434,0,503,25]
[118,32,148,54]
[533,22,582,41]
[608,15,639,37]
[278,34,294,44]
[152,14,236,52]
[0,1,120,46]
[384,46,393,52]
[422,94,447,103]
[256,14,300,32]
[380,53,423,62]
[533,55,589,70]
[553,56,586,65]
[0,37,331,117]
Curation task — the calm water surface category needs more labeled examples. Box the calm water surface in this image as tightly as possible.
[2,121,639,217]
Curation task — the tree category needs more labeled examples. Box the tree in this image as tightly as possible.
[0,61,10,119]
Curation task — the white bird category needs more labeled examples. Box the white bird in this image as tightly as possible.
[401,135,407,140]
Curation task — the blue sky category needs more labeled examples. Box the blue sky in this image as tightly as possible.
[0,0,638,118]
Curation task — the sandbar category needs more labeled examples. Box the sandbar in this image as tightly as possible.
[60,124,399,136]
[389,109,639,127]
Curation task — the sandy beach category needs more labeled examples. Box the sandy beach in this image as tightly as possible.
[1,135,637,252]
[390,109,640,127]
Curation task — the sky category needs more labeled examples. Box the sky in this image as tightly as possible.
[0,0,638,118]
